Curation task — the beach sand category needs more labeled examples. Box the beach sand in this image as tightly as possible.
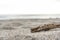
[0,19,60,40]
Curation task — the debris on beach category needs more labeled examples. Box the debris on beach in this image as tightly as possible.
[31,23,60,33]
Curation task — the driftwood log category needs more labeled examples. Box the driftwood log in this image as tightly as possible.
[31,23,60,33]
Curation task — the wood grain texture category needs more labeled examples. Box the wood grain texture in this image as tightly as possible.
[31,23,60,33]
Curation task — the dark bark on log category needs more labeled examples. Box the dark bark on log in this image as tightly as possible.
[31,23,60,33]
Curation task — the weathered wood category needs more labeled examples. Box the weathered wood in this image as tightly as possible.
[31,23,60,33]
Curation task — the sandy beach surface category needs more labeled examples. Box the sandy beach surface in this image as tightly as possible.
[0,19,60,40]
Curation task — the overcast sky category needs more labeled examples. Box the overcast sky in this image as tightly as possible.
[0,0,60,15]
